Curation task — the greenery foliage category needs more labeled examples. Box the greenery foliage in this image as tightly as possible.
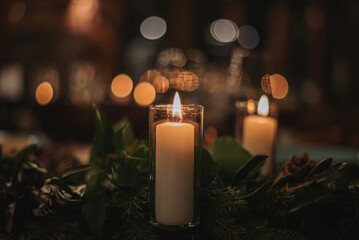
[0,106,358,239]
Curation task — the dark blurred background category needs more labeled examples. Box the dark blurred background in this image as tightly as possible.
[0,0,358,163]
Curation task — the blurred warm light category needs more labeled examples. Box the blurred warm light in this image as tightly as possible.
[32,67,60,103]
[66,0,99,33]
[202,71,225,93]
[111,74,133,98]
[140,69,161,83]
[68,62,105,108]
[261,74,289,99]
[210,19,239,43]
[247,99,256,114]
[270,74,289,99]
[0,64,24,101]
[140,16,167,40]
[35,82,53,106]
[153,76,169,93]
[8,1,26,24]
[175,70,199,92]
[238,25,260,49]
[261,74,271,95]
[134,82,156,106]
[164,68,182,86]
[157,48,187,67]
[258,95,269,117]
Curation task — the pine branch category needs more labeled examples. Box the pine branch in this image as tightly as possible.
[25,215,93,240]
[250,227,309,240]
[121,221,156,240]
[208,215,249,240]
[214,199,247,216]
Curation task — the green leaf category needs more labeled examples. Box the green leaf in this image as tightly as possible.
[308,158,333,177]
[291,164,312,183]
[288,183,327,213]
[113,123,129,154]
[81,190,107,237]
[212,136,251,184]
[232,155,267,186]
[132,144,149,160]
[241,180,273,202]
[272,174,293,189]
[200,148,218,176]
[86,172,103,194]
[92,105,114,162]
[109,158,139,187]
[62,164,92,178]
[113,117,135,153]
[131,144,149,174]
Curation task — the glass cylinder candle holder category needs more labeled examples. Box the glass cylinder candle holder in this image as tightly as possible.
[235,96,279,176]
[149,103,203,230]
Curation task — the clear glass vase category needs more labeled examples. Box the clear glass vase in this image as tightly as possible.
[149,104,203,230]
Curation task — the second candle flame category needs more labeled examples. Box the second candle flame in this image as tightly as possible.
[257,94,269,117]
[172,92,182,121]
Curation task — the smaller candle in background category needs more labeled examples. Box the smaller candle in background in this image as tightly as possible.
[242,95,278,175]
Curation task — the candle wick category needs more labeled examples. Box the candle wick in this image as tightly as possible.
[172,113,182,122]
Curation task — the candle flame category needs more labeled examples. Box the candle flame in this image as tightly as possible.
[257,94,269,117]
[172,91,182,121]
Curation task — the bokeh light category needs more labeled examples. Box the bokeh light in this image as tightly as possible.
[153,76,169,93]
[0,64,24,101]
[140,16,167,40]
[167,70,199,92]
[270,74,289,99]
[31,67,60,104]
[111,74,133,98]
[68,62,106,108]
[140,69,161,83]
[157,48,187,67]
[261,74,272,95]
[262,74,289,99]
[210,19,239,43]
[238,25,260,49]
[133,82,156,106]
[66,0,99,33]
[35,81,53,106]
[178,70,199,91]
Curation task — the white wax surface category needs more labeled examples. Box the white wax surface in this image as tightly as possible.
[242,115,278,175]
[155,122,194,226]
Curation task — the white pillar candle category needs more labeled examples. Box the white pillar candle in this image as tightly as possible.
[155,92,195,226]
[242,95,278,175]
